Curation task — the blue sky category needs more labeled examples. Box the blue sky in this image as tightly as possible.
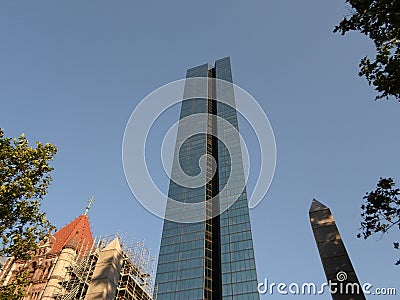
[1,1,399,298]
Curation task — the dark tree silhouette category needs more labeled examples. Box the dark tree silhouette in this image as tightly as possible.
[334,0,400,100]
[358,178,400,265]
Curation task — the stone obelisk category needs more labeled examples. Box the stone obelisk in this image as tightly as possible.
[309,199,366,300]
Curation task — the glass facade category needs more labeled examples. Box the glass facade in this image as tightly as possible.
[155,58,259,300]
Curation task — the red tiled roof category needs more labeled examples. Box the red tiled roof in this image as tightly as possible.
[51,215,93,253]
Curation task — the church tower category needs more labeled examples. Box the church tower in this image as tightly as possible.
[0,200,94,299]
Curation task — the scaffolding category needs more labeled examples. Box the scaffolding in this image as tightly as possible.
[116,239,156,300]
[52,235,156,300]
[52,239,100,300]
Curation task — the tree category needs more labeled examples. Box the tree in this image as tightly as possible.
[358,177,400,265]
[0,129,57,299]
[0,270,29,300]
[334,0,400,100]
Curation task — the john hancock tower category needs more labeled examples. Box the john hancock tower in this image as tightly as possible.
[155,57,260,300]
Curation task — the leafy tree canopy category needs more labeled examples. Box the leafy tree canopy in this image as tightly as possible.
[0,128,56,260]
[0,129,56,299]
[358,177,400,265]
[334,0,400,100]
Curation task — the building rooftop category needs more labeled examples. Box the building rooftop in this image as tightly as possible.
[51,214,94,253]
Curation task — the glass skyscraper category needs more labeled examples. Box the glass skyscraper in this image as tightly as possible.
[155,57,259,300]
